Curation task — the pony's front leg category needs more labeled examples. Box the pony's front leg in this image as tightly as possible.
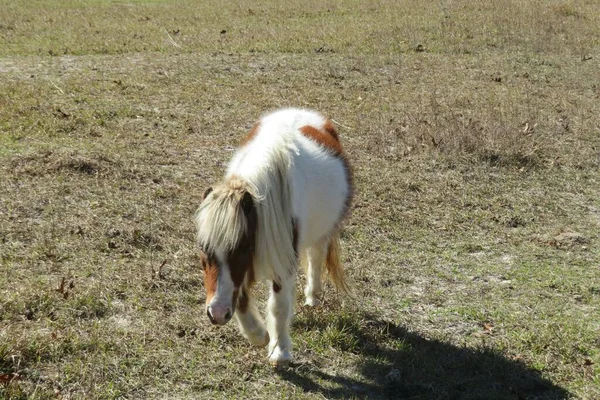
[234,286,269,347]
[266,275,296,365]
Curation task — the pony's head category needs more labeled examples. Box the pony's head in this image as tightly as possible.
[195,179,257,325]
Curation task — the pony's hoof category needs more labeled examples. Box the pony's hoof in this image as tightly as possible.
[268,348,293,366]
[304,296,321,307]
[249,331,269,348]
[244,330,269,348]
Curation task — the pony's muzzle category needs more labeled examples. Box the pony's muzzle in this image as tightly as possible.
[206,305,232,325]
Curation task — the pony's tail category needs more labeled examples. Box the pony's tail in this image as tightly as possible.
[325,230,351,294]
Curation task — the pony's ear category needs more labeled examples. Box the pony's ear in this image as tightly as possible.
[203,187,213,200]
[240,191,254,216]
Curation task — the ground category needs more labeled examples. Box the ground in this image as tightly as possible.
[0,1,599,399]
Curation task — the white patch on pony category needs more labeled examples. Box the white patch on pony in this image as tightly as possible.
[291,134,349,247]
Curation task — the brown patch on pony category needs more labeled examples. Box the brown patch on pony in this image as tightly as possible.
[225,190,257,288]
[237,286,250,313]
[201,252,219,304]
[323,119,339,140]
[241,122,261,146]
[299,125,343,156]
[273,281,282,293]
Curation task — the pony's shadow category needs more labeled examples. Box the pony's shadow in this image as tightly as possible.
[277,313,569,400]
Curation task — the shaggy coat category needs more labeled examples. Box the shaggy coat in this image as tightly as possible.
[195,108,352,364]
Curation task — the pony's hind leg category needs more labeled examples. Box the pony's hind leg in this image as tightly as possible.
[234,286,269,348]
[304,241,326,306]
[266,275,296,365]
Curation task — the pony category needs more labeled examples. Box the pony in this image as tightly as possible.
[194,108,353,365]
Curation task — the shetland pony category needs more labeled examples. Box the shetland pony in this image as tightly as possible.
[194,108,353,365]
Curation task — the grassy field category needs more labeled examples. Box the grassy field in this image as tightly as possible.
[1,0,599,398]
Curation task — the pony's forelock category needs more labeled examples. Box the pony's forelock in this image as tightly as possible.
[195,179,254,253]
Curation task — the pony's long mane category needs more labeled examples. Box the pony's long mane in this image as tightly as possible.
[249,140,296,282]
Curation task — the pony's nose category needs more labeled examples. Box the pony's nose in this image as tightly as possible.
[206,305,232,325]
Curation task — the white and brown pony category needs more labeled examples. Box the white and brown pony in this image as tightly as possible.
[194,108,353,365]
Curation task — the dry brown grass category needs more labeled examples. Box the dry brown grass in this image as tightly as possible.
[1,0,599,399]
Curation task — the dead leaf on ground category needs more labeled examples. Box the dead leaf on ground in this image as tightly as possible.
[55,277,75,299]
[473,322,494,337]
[152,259,168,280]
[56,277,66,294]
[0,373,21,384]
